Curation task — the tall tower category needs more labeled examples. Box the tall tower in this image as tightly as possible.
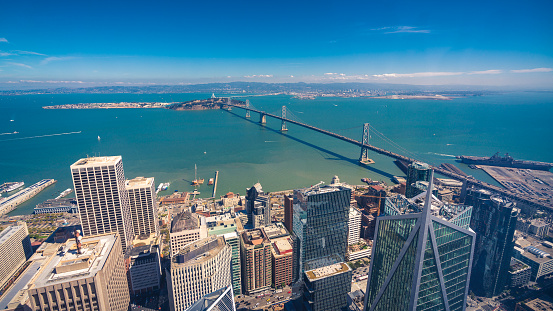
[126,176,159,237]
[364,172,475,311]
[292,183,351,275]
[246,183,270,228]
[465,188,518,297]
[70,156,134,250]
[405,161,431,198]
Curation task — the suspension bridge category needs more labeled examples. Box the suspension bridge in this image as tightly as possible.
[223,98,551,211]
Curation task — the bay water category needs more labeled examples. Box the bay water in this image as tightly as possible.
[1,91,552,215]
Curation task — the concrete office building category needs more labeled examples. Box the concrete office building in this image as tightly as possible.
[168,236,232,311]
[70,156,134,250]
[465,188,519,297]
[186,285,236,311]
[126,177,159,236]
[241,228,272,294]
[128,237,161,294]
[270,236,294,288]
[0,222,32,288]
[28,233,130,311]
[509,258,531,288]
[170,211,207,257]
[365,174,475,311]
[303,254,352,311]
[245,183,270,228]
[348,207,362,245]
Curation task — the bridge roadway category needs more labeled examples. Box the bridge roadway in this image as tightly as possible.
[224,103,552,210]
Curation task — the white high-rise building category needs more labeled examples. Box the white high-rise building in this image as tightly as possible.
[170,211,207,257]
[348,207,362,245]
[168,236,232,311]
[0,222,32,288]
[126,177,159,236]
[70,156,134,250]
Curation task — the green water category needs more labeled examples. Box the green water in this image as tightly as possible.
[1,92,552,215]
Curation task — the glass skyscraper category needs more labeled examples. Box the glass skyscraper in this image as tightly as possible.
[292,183,351,273]
[464,188,518,297]
[406,162,431,198]
[364,173,475,311]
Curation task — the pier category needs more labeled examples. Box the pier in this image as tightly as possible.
[224,102,553,210]
[212,171,219,198]
[0,179,57,215]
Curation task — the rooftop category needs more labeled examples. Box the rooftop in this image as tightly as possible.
[0,222,26,245]
[171,211,202,233]
[242,228,269,246]
[70,156,121,168]
[187,285,233,311]
[172,236,226,267]
[126,177,154,189]
[263,222,290,239]
[271,236,293,256]
[31,233,118,289]
[304,254,350,281]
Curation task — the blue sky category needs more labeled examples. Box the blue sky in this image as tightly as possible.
[1,0,552,88]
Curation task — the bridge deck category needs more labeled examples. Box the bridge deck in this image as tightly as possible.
[224,103,552,210]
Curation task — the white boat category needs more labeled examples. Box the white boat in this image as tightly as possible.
[162,183,170,191]
[157,183,163,191]
[98,136,101,141]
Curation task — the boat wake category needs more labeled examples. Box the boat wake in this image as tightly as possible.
[265,141,277,143]
[0,132,18,136]
[0,131,82,142]
[428,152,456,158]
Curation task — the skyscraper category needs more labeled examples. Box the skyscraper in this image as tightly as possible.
[245,183,270,228]
[292,183,350,275]
[348,207,362,245]
[405,161,431,198]
[465,188,519,297]
[126,176,159,237]
[169,211,207,257]
[240,228,272,294]
[168,236,232,311]
[28,233,130,311]
[0,222,32,289]
[364,172,475,311]
[303,254,352,311]
[70,156,134,250]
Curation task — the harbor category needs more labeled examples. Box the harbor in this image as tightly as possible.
[0,180,57,215]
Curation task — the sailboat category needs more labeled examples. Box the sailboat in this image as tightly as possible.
[191,164,205,185]
[97,135,101,141]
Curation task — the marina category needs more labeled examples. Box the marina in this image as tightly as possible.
[0,179,57,215]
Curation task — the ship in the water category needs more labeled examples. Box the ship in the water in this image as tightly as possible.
[458,152,553,171]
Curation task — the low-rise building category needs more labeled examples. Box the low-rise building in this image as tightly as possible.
[346,240,371,261]
[170,211,207,257]
[515,294,553,311]
[516,238,553,281]
[509,257,531,288]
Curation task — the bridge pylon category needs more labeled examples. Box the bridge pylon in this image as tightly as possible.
[281,106,288,131]
[260,113,266,124]
[245,100,250,118]
[359,123,375,165]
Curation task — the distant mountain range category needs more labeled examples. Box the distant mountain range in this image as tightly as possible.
[0,81,500,95]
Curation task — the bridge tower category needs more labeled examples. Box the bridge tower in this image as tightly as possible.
[260,113,266,124]
[245,100,250,118]
[226,97,232,111]
[359,123,375,165]
[281,106,288,131]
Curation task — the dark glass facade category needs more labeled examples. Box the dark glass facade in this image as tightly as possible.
[365,194,475,311]
[465,188,518,297]
[406,162,431,198]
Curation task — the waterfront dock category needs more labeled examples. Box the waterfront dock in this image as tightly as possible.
[212,171,219,198]
[0,179,56,215]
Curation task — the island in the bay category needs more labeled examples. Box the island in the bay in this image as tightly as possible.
[42,97,246,110]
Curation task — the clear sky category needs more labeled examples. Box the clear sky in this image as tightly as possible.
[1,0,552,88]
